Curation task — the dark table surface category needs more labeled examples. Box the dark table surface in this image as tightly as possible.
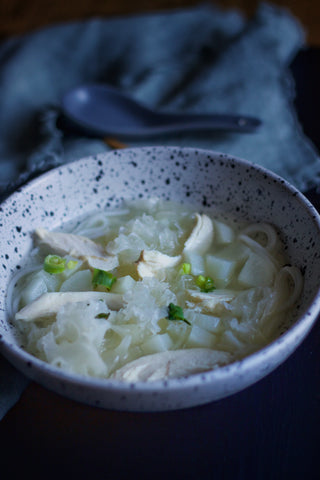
[0,48,320,480]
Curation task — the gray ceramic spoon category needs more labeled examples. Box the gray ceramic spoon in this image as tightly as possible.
[61,84,261,138]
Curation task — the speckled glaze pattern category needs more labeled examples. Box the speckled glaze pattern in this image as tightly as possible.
[1,146,320,412]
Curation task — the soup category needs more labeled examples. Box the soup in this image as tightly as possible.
[8,198,303,381]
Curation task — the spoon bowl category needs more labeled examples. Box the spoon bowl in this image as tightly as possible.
[61,84,261,138]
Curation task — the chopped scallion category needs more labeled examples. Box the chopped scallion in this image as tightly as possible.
[92,268,117,291]
[66,259,78,270]
[195,275,216,293]
[167,303,191,325]
[179,262,191,275]
[95,312,110,320]
[43,255,66,274]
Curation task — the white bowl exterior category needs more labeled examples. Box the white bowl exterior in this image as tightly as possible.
[1,146,320,411]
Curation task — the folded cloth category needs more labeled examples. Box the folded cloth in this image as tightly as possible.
[1,2,319,419]
[1,2,320,198]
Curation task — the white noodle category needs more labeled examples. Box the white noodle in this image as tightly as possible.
[72,209,130,239]
[273,265,304,311]
[240,223,279,251]
[238,233,280,269]
[6,265,43,319]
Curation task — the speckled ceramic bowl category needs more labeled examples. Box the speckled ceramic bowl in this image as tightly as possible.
[1,146,320,412]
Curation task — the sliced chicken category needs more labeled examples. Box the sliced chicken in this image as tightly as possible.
[15,291,123,321]
[35,228,104,257]
[110,348,231,382]
[186,289,236,314]
[136,250,181,279]
[184,213,214,254]
[35,228,118,270]
[83,255,119,272]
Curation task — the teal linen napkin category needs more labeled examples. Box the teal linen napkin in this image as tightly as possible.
[1,2,319,419]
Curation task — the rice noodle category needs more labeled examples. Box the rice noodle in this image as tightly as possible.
[240,223,279,251]
[238,233,281,269]
[273,265,304,311]
[6,264,43,319]
[72,209,130,239]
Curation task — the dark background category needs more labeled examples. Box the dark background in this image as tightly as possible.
[0,1,320,47]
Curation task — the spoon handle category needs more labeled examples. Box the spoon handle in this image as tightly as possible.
[156,112,261,133]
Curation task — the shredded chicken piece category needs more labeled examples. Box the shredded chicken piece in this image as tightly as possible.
[82,255,119,272]
[111,348,231,381]
[35,228,118,270]
[136,250,181,279]
[15,291,123,321]
[186,289,236,314]
[184,213,214,254]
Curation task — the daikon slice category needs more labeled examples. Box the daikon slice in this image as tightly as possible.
[205,254,237,288]
[238,252,276,287]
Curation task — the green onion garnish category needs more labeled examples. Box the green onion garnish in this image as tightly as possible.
[167,303,191,326]
[92,268,117,291]
[95,312,110,320]
[66,259,78,270]
[43,255,66,274]
[195,275,216,293]
[179,262,191,275]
